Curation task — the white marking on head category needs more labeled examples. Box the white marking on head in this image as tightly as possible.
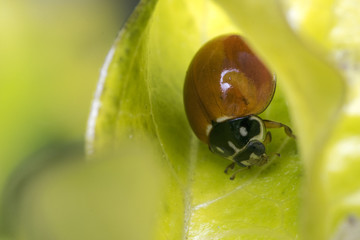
[239,127,248,137]
[238,153,261,166]
[241,160,252,166]
[250,153,259,159]
[216,116,232,123]
[216,147,225,154]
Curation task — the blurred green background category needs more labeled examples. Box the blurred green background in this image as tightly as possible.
[0,0,138,223]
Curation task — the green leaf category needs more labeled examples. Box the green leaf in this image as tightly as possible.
[86,0,302,239]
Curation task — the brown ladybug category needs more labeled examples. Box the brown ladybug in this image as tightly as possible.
[183,34,295,179]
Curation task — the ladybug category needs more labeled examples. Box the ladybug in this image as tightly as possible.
[183,34,295,180]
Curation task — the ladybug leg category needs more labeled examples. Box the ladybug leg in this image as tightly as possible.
[263,120,296,139]
[224,162,236,174]
[263,133,282,157]
[263,131,272,145]
[229,167,247,180]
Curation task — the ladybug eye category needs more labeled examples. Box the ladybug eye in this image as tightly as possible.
[248,141,265,156]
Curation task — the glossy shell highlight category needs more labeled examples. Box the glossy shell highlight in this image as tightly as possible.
[184,34,275,143]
